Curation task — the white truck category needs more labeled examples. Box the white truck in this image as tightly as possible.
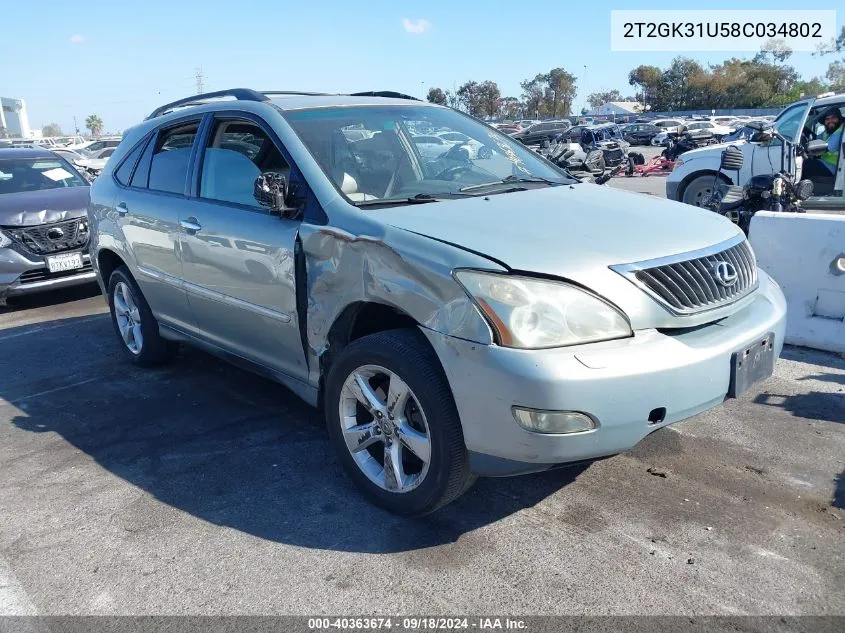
[667,93,845,212]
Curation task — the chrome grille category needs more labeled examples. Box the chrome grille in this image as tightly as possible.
[613,238,758,315]
[3,218,90,255]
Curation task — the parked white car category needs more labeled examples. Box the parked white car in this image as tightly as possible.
[51,148,109,173]
[435,131,485,159]
[411,134,450,159]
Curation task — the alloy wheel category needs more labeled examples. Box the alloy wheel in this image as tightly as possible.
[339,364,432,493]
[113,281,143,355]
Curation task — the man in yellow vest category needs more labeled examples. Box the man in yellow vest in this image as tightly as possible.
[801,107,843,194]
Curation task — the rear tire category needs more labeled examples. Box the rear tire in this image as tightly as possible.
[325,329,475,515]
[107,266,173,367]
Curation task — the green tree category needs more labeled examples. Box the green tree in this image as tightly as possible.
[628,65,663,111]
[456,81,481,115]
[85,114,104,136]
[543,68,577,117]
[476,80,501,118]
[754,39,793,64]
[827,61,845,90]
[42,122,62,137]
[426,87,446,105]
[519,74,545,118]
[587,89,622,109]
[499,96,520,119]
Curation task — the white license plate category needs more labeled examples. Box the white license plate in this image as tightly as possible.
[46,252,83,273]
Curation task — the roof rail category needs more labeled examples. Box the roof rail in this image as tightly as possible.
[145,88,269,120]
[262,90,334,97]
[348,91,420,101]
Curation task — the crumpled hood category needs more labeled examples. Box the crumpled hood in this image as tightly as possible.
[381,184,745,328]
[383,183,739,274]
[0,187,90,226]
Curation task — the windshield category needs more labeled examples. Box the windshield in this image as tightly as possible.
[0,157,87,194]
[284,105,574,205]
[772,103,810,143]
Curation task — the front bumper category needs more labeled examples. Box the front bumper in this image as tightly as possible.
[423,271,786,475]
[0,246,95,301]
[666,179,681,201]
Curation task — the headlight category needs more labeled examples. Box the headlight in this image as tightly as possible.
[0,230,11,248]
[454,270,632,349]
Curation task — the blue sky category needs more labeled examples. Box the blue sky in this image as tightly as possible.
[2,1,841,133]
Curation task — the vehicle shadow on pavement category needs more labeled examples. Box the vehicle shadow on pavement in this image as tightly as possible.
[0,283,101,315]
[754,346,845,425]
[2,314,591,554]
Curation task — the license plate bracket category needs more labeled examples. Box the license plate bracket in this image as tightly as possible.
[45,252,84,273]
[729,332,776,398]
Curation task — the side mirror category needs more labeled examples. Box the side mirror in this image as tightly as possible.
[806,139,829,157]
[750,130,773,143]
[253,172,298,218]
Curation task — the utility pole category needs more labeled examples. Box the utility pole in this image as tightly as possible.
[195,68,205,94]
[582,65,588,115]
[73,116,79,134]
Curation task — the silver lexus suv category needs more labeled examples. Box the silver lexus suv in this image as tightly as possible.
[88,89,787,515]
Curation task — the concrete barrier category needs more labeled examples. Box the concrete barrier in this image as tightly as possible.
[749,211,845,354]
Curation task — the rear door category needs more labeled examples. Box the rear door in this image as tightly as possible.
[113,121,200,334]
[177,114,308,381]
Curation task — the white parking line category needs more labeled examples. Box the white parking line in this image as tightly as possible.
[0,558,36,615]
[0,314,107,340]
[1,378,99,407]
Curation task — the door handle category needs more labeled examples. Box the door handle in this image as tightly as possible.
[180,218,202,233]
[117,202,129,217]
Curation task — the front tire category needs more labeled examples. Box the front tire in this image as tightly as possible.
[325,329,475,515]
[681,174,725,207]
[107,266,173,366]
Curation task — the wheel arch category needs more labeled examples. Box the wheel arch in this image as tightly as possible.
[96,248,127,286]
[318,301,435,411]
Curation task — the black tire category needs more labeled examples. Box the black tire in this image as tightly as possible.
[681,174,727,207]
[324,329,475,515]
[107,266,173,367]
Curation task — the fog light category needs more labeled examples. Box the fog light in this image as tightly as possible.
[512,407,596,434]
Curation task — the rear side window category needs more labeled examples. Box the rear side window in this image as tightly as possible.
[148,123,199,194]
[130,136,155,188]
[114,138,148,186]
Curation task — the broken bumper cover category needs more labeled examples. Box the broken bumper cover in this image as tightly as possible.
[0,247,95,300]
[423,271,786,476]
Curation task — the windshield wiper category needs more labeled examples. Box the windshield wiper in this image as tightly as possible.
[355,193,444,208]
[458,175,561,192]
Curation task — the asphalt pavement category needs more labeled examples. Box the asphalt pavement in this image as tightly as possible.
[0,176,843,616]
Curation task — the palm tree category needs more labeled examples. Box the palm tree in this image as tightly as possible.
[85,114,104,137]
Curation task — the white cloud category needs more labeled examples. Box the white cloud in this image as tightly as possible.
[402,19,431,35]
[70,34,85,44]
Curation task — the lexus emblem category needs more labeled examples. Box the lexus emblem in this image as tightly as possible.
[47,227,65,240]
[712,261,738,287]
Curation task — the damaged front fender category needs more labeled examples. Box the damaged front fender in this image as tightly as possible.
[299,217,501,385]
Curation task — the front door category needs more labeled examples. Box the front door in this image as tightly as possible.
[177,116,308,381]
